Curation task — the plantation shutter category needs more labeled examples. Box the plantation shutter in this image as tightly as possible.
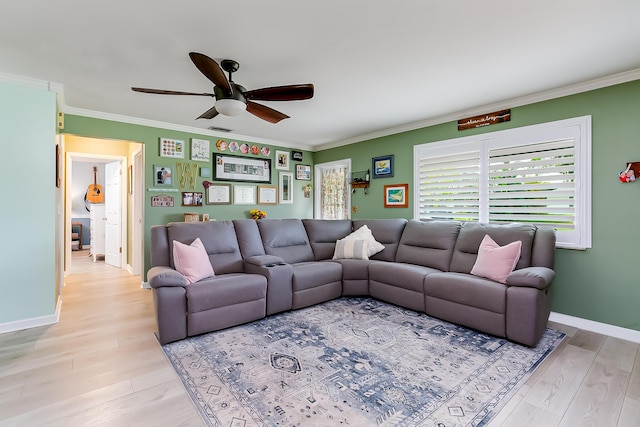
[487,139,575,230]
[418,150,481,221]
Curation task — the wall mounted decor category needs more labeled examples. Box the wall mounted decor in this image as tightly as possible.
[214,154,271,183]
[154,165,173,186]
[275,150,290,170]
[296,164,311,181]
[279,172,293,204]
[206,183,232,205]
[151,195,174,207]
[291,150,303,161]
[258,185,278,205]
[200,167,211,178]
[234,185,256,205]
[55,143,61,188]
[372,155,394,178]
[176,162,198,189]
[190,138,210,161]
[458,109,511,131]
[160,137,185,159]
[182,192,203,206]
[383,183,409,208]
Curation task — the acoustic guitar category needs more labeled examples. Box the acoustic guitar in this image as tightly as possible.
[86,166,104,203]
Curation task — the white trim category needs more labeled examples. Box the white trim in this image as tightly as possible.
[314,68,640,151]
[141,281,151,289]
[314,158,352,219]
[63,106,301,150]
[0,296,61,334]
[549,311,640,344]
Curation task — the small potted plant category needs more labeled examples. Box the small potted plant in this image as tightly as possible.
[249,209,267,220]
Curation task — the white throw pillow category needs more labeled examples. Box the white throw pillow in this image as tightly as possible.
[333,239,370,260]
[172,238,215,284]
[342,225,385,257]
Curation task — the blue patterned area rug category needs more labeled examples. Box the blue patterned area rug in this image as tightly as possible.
[162,298,564,427]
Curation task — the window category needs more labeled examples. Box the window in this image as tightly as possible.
[414,116,591,249]
[314,159,351,219]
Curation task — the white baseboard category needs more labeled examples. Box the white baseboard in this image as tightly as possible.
[0,297,61,334]
[141,281,150,289]
[549,311,640,344]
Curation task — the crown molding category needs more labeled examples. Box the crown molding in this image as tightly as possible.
[312,68,640,152]
[63,106,304,150]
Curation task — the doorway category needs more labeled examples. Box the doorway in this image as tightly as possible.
[62,135,144,279]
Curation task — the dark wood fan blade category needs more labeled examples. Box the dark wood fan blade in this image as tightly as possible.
[132,87,214,97]
[244,84,314,101]
[246,101,289,123]
[196,106,219,120]
[189,52,232,93]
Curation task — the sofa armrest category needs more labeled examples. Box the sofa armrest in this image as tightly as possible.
[148,266,187,288]
[506,266,555,290]
[244,255,286,267]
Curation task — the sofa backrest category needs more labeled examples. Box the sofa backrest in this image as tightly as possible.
[396,220,461,271]
[163,221,245,275]
[448,222,542,274]
[233,219,267,259]
[257,219,315,264]
[352,219,407,261]
[303,219,353,260]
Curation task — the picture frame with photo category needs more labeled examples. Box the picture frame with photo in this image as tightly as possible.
[214,154,271,183]
[275,150,290,170]
[372,154,394,178]
[154,165,173,186]
[258,185,278,205]
[296,164,311,181]
[279,172,293,204]
[159,137,185,159]
[182,191,203,206]
[206,183,232,205]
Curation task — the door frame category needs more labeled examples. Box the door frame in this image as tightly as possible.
[65,152,128,274]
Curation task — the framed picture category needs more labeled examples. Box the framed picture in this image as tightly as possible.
[258,185,278,205]
[160,137,185,159]
[182,192,203,206]
[296,164,311,181]
[191,138,210,162]
[202,213,210,222]
[384,183,409,208]
[291,150,303,162]
[275,150,290,170]
[214,154,271,183]
[279,172,293,204]
[154,165,173,186]
[206,183,232,205]
[234,185,256,205]
[372,154,394,178]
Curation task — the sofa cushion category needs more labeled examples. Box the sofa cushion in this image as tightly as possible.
[186,273,267,313]
[369,261,439,293]
[449,222,535,274]
[342,225,384,257]
[424,272,507,314]
[396,220,461,271]
[303,219,353,260]
[167,221,244,274]
[172,238,215,284]
[291,261,343,292]
[333,239,370,260]
[471,235,522,284]
[353,219,407,261]
[258,219,315,264]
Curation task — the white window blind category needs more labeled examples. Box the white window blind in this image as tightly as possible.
[414,116,591,249]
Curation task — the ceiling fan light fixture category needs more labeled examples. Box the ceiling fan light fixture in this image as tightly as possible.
[215,98,247,116]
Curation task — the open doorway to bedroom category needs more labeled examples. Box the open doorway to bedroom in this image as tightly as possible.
[62,135,144,280]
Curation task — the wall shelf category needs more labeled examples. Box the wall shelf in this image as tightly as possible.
[350,169,370,194]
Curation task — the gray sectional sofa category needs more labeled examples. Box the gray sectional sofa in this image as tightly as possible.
[148,218,556,347]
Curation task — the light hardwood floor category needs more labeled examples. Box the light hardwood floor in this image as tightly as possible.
[0,250,638,426]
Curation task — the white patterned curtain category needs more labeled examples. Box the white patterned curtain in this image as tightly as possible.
[321,166,349,219]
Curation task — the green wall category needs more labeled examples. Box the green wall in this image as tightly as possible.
[62,115,314,278]
[315,79,640,332]
[0,82,57,324]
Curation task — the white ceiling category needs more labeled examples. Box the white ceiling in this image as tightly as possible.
[2,1,639,150]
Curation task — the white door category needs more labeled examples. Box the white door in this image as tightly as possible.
[105,161,122,268]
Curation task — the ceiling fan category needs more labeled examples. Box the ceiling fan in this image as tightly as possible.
[132,52,314,124]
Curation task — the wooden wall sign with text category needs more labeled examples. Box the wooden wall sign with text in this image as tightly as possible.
[151,195,174,207]
[458,109,511,131]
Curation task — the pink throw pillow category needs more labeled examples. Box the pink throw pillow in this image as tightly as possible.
[172,238,215,284]
[470,234,522,284]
